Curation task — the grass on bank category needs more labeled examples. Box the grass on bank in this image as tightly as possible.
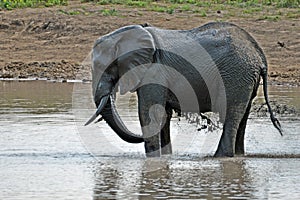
[80,0,300,20]
[1,0,299,20]
[82,0,300,8]
[0,0,67,10]
[1,0,300,10]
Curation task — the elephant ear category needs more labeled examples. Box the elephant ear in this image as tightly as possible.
[116,26,156,94]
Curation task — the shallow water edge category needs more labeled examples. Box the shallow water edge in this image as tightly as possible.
[1,80,299,199]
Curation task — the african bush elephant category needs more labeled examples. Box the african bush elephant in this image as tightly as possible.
[85,22,282,157]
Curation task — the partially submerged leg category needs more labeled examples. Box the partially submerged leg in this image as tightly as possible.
[160,106,172,155]
[214,105,246,157]
[137,85,167,157]
[235,101,252,155]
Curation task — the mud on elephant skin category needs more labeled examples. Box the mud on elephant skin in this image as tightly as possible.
[85,22,282,157]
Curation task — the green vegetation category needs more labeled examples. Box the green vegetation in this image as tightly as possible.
[59,7,119,16]
[59,9,82,15]
[101,8,118,15]
[259,15,281,21]
[0,0,67,10]
[81,0,300,8]
[79,0,299,19]
[1,0,299,20]
[83,0,298,20]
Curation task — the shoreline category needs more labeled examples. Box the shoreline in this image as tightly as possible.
[1,77,298,117]
[1,61,299,86]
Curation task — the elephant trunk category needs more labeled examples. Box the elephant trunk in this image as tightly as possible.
[85,94,144,143]
[85,76,144,143]
[100,96,144,143]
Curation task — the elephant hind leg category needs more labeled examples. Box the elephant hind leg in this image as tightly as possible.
[214,104,248,157]
[236,83,259,155]
[235,101,252,155]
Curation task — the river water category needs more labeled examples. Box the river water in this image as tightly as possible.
[0,80,299,199]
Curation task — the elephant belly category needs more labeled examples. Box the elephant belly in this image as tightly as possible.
[167,89,211,114]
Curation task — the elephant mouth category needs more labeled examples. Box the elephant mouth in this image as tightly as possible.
[84,95,109,126]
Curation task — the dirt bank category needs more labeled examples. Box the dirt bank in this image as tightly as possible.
[0,1,299,84]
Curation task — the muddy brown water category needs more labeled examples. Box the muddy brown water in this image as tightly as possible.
[1,80,299,199]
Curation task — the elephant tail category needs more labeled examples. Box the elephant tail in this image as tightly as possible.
[261,67,283,136]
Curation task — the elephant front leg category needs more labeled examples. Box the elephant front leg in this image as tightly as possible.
[142,104,172,157]
[160,106,172,155]
[137,86,168,157]
[144,135,161,157]
[139,105,162,157]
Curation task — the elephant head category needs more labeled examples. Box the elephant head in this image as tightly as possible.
[85,25,156,143]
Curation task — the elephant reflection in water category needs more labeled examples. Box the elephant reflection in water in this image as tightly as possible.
[86,22,282,157]
[92,159,254,199]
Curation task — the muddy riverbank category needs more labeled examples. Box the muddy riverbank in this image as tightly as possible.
[1,57,300,86]
[0,1,299,85]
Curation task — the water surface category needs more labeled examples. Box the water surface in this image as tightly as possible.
[1,81,299,199]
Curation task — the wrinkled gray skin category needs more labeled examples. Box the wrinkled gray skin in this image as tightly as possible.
[86,22,282,157]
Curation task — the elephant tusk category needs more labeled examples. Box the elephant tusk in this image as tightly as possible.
[84,95,109,126]
[94,117,103,124]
